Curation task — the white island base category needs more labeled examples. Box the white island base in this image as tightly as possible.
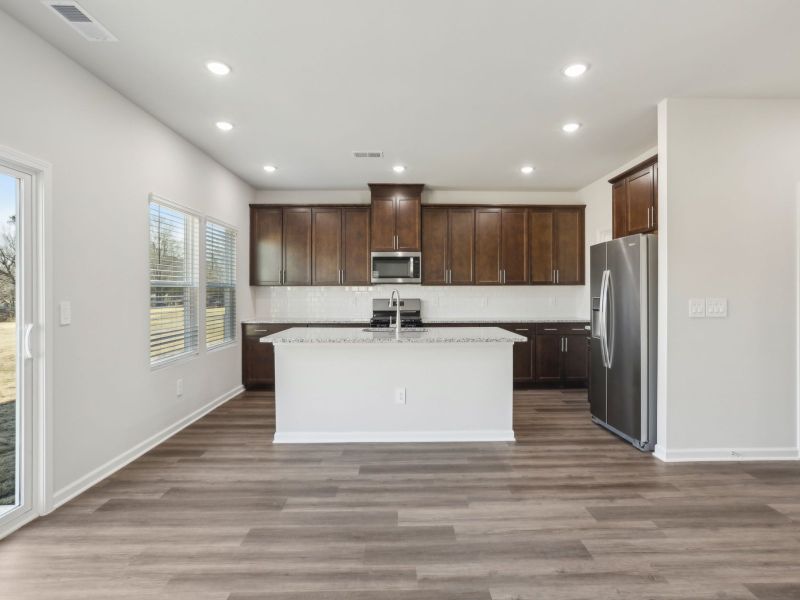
[263,327,524,443]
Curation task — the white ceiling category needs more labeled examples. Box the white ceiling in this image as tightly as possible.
[2,0,800,191]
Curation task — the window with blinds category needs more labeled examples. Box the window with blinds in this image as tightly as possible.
[205,221,237,348]
[149,200,199,365]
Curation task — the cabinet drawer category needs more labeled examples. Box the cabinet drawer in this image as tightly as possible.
[534,322,589,335]
[243,323,305,337]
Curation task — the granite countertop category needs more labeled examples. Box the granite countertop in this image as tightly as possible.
[261,326,527,344]
[244,318,589,324]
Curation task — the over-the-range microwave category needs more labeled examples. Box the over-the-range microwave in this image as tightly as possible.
[371,251,421,284]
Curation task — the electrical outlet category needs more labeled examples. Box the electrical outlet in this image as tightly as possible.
[395,387,406,405]
[59,300,72,325]
[176,379,184,397]
[706,297,728,318]
[688,298,706,318]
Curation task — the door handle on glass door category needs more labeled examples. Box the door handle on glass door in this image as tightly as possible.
[24,323,33,359]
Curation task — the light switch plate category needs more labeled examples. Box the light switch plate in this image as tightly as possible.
[395,387,406,405]
[59,300,71,325]
[706,297,728,318]
[689,298,706,318]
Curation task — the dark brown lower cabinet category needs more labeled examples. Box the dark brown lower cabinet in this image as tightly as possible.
[243,321,588,389]
[242,322,369,388]
[242,323,301,388]
[533,323,590,386]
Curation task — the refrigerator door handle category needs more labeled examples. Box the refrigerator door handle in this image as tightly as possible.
[599,269,610,368]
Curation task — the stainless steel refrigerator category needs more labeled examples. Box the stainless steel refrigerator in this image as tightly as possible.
[589,234,657,451]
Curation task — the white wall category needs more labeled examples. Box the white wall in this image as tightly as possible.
[253,188,597,321]
[0,11,256,503]
[657,98,800,460]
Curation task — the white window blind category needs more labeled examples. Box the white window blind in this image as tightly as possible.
[205,221,237,348]
[149,200,199,365]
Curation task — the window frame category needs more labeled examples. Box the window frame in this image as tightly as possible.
[204,216,239,351]
[148,194,202,369]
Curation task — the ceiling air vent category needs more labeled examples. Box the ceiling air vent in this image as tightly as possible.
[352,151,384,159]
[43,1,117,42]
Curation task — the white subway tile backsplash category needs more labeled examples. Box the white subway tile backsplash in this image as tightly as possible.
[252,284,589,322]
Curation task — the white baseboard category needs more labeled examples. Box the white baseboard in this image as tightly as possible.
[0,506,38,541]
[51,385,244,509]
[273,430,516,443]
[654,445,799,462]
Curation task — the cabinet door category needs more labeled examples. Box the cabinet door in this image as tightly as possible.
[283,208,312,285]
[342,208,371,285]
[370,197,396,251]
[501,208,528,284]
[250,207,282,285]
[312,208,341,285]
[529,209,554,284]
[422,208,448,284]
[534,333,562,382]
[626,166,654,234]
[563,333,589,385]
[612,181,628,239]
[474,208,502,284]
[448,208,475,284]
[395,196,421,251]
[505,324,533,382]
[554,208,584,285]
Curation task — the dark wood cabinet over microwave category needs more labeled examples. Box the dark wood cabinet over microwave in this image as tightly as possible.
[610,155,658,239]
[369,184,423,252]
[250,205,370,286]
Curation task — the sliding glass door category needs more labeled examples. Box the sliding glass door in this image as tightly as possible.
[0,164,33,528]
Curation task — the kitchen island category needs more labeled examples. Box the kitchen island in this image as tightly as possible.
[261,327,525,443]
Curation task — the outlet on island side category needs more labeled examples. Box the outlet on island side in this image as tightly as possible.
[395,387,406,405]
[176,378,184,397]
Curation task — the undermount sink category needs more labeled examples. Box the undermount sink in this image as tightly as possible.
[362,327,429,333]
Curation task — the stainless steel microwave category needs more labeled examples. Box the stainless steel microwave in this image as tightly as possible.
[371,252,421,284]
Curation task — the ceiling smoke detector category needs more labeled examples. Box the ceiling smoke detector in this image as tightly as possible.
[43,1,117,42]
[352,151,384,159]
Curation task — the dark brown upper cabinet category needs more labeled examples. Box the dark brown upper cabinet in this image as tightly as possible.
[250,206,283,285]
[311,208,341,285]
[421,207,475,285]
[474,208,529,285]
[282,207,313,285]
[610,155,658,239]
[369,184,423,251]
[312,207,371,286]
[529,207,585,285]
[251,205,370,287]
[341,207,371,285]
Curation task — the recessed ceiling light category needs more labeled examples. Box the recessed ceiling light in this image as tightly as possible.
[206,61,231,76]
[392,165,406,173]
[562,63,589,78]
[263,165,277,173]
[562,122,582,133]
[520,165,535,175]
[215,121,234,132]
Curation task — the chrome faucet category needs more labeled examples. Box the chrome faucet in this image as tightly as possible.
[390,289,402,336]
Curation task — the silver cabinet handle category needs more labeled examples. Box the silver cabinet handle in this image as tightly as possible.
[514,328,527,332]
[556,269,560,284]
[544,327,557,331]
[552,269,556,283]
[565,337,568,352]
[252,329,268,333]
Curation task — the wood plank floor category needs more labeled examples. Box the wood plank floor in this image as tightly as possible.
[2,389,800,599]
